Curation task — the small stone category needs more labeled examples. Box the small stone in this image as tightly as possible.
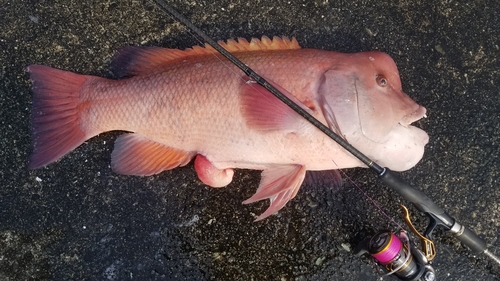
[315,256,326,266]
[341,243,351,252]
[435,45,445,55]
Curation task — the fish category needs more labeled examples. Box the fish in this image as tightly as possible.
[27,36,428,220]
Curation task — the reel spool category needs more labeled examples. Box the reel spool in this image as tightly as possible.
[356,230,436,281]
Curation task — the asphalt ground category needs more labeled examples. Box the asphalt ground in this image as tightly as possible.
[1,0,499,280]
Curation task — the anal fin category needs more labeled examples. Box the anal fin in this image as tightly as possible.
[111,133,194,176]
[243,164,307,221]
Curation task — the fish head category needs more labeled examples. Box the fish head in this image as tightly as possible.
[318,51,428,171]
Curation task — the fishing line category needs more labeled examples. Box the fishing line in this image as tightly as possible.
[335,164,422,278]
[154,0,411,248]
[156,2,400,228]
[156,1,408,235]
[335,162,406,231]
[152,0,500,268]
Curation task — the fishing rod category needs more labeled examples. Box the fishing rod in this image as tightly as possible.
[153,0,500,277]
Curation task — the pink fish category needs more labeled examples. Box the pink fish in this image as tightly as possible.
[28,36,428,220]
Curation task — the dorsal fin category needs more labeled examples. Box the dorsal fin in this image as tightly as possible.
[111,36,301,79]
[214,36,300,52]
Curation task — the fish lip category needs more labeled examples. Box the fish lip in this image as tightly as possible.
[399,105,429,145]
[399,105,427,127]
[407,124,430,145]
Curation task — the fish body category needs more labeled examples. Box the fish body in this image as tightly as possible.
[28,37,428,220]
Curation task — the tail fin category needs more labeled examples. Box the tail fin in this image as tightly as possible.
[27,65,90,169]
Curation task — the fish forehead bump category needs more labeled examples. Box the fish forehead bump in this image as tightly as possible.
[361,51,399,71]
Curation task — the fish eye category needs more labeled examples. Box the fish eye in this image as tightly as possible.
[376,75,388,87]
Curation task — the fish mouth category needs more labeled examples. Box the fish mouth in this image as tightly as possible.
[399,106,429,145]
[399,105,427,127]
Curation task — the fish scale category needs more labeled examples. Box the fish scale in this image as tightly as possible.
[28,36,428,220]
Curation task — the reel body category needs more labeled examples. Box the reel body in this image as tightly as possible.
[355,230,435,281]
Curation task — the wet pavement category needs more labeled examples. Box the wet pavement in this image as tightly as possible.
[1,0,499,280]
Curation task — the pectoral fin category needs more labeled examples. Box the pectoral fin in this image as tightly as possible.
[240,79,313,132]
[243,164,307,221]
[111,133,195,176]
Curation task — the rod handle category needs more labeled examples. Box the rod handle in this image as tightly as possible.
[379,169,446,217]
